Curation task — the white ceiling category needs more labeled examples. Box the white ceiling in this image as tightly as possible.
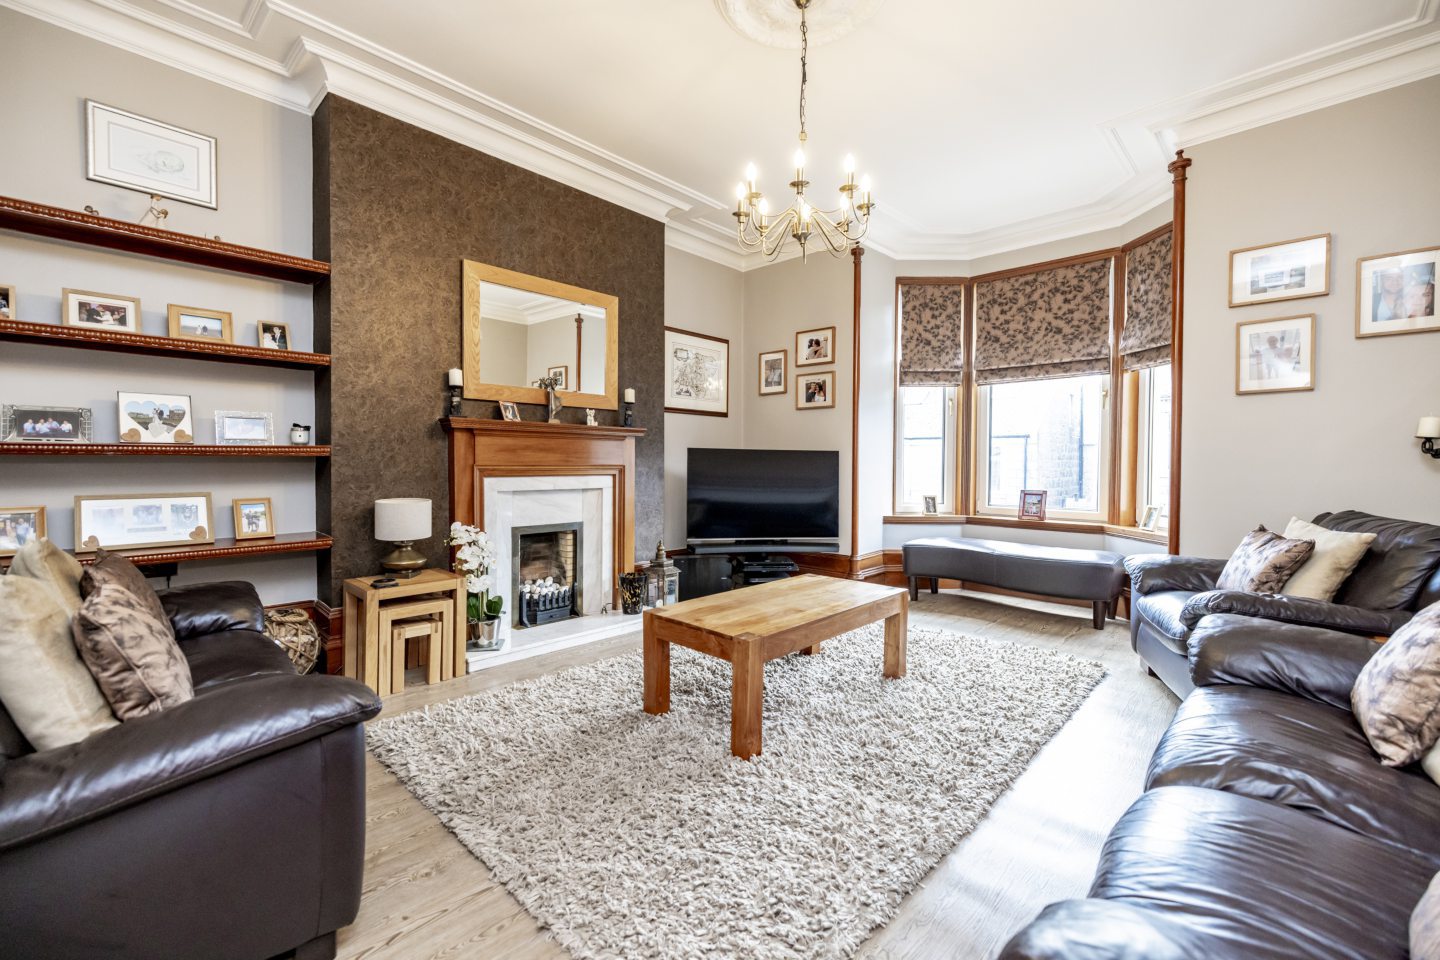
[9,0,1439,268]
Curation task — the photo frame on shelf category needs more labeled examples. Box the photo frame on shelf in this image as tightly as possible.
[1228,234,1330,307]
[233,497,275,541]
[758,349,787,395]
[498,400,521,421]
[117,391,193,444]
[796,370,835,410]
[795,326,836,367]
[922,495,938,516]
[167,304,233,343]
[1139,504,1160,531]
[214,410,275,446]
[63,289,141,332]
[74,492,213,553]
[1019,489,1047,521]
[1356,245,1438,339]
[664,326,729,416]
[86,100,218,209]
[2,405,92,442]
[258,321,291,350]
[1236,314,1315,395]
[0,506,45,558]
[546,365,569,390]
[0,283,15,320]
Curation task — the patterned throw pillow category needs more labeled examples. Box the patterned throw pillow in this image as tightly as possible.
[81,550,174,642]
[72,580,194,721]
[1352,601,1440,766]
[1216,526,1315,594]
[1414,871,1440,960]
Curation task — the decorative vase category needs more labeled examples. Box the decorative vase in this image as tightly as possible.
[289,424,312,445]
[468,616,502,651]
[619,572,646,615]
[546,388,562,423]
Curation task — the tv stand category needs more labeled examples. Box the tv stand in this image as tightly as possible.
[732,554,799,587]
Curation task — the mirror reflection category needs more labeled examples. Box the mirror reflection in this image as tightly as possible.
[477,281,608,394]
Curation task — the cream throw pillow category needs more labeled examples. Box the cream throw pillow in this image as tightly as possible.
[1414,871,1440,960]
[0,576,118,749]
[8,537,85,615]
[1423,741,1440,787]
[1281,517,1377,602]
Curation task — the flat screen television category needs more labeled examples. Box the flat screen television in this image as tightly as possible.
[686,448,840,552]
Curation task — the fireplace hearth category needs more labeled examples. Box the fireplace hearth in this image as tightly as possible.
[512,522,582,628]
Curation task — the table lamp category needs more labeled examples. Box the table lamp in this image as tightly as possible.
[375,497,431,578]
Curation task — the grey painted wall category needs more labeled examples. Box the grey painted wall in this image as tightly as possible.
[1180,74,1440,556]
[0,11,316,604]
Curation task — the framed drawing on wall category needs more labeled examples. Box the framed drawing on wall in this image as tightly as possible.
[1236,314,1315,395]
[795,326,835,366]
[86,100,218,209]
[1356,245,1438,338]
[1228,234,1329,307]
[758,349,787,395]
[663,326,729,416]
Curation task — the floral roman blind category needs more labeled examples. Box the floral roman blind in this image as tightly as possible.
[898,282,965,386]
[972,257,1113,385]
[1118,229,1173,370]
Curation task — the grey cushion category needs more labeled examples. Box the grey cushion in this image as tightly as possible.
[902,537,1126,603]
[1134,591,1193,645]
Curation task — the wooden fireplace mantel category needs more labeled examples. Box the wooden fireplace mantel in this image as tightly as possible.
[441,417,646,604]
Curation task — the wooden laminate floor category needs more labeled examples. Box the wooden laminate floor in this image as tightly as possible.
[339,590,1179,960]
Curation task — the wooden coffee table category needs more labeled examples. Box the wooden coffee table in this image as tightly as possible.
[642,574,909,759]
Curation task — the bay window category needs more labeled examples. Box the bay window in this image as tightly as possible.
[1135,363,1172,530]
[895,386,957,513]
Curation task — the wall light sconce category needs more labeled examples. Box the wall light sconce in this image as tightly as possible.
[1417,416,1440,458]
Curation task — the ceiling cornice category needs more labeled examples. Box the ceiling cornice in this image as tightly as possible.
[5,0,1438,272]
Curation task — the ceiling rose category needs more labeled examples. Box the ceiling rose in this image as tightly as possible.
[714,0,884,48]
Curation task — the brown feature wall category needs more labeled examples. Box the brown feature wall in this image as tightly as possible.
[312,96,665,603]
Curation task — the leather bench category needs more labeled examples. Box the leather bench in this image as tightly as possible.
[902,536,1127,629]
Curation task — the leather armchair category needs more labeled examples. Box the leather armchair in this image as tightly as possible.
[0,581,382,960]
[1126,510,1440,697]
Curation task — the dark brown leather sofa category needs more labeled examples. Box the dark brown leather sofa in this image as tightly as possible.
[1126,510,1440,697]
[0,581,382,960]
[998,612,1440,959]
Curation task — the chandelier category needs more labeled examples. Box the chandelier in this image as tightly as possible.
[733,0,874,261]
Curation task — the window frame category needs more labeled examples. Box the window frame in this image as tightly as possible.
[1134,362,1172,534]
[971,375,1113,523]
[893,385,959,514]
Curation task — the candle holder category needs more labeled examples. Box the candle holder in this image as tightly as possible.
[447,383,462,417]
[623,402,634,427]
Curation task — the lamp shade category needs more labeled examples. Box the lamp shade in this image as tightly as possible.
[1417,416,1440,439]
[374,498,431,542]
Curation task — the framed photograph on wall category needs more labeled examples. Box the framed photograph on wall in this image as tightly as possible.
[1236,314,1315,395]
[663,326,729,416]
[1228,234,1329,307]
[63,289,141,332]
[74,492,213,552]
[546,365,570,390]
[0,506,45,557]
[0,283,15,320]
[795,326,835,366]
[2,405,92,442]
[1019,489,1048,521]
[796,371,834,409]
[117,391,193,444]
[233,497,275,540]
[168,304,233,343]
[758,349,787,395]
[1356,245,1438,338]
[258,321,291,350]
[214,410,274,446]
[86,100,218,209]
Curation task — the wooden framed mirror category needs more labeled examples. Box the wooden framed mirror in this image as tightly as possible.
[462,260,619,410]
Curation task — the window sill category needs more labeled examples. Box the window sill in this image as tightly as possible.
[1103,525,1168,545]
[884,514,966,524]
[883,514,1168,544]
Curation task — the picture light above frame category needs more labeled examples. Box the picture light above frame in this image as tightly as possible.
[461,260,620,411]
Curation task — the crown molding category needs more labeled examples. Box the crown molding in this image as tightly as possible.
[8,0,1438,271]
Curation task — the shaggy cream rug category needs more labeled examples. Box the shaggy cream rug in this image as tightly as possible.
[366,624,1104,960]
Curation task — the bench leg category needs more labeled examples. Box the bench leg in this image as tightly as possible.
[930,576,939,594]
[1091,600,1107,630]
[908,576,919,602]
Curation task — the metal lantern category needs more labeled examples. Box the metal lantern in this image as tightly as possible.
[645,541,681,608]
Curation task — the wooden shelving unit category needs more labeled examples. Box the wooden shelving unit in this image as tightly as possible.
[0,195,330,284]
[1,532,334,571]
[0,442,331,458]
[2,194,334,579]
[0,320,330,369]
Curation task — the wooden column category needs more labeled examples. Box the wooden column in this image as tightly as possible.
[850,245,864,560]
[574,313,583,389]
[1166,150,1192,556]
